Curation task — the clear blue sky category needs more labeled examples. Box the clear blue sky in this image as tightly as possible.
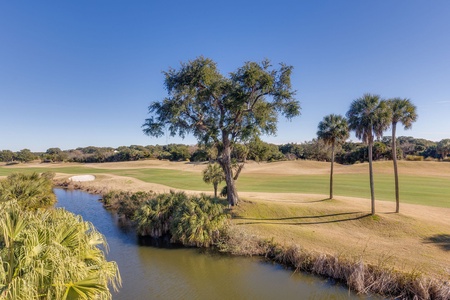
[1,1,449,152]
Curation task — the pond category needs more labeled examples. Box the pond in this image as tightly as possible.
[55,189,372,299]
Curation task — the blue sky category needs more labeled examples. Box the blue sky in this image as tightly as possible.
[1,1,449,152]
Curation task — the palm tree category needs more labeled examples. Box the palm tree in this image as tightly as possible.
[0,201,121,299]
[317,114,349,199]
[346,94,390,215]
[387,98,417,213]
[203,163,225,198]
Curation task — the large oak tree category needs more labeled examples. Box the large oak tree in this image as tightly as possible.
[143,57,300,206]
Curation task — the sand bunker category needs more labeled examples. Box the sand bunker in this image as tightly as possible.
[69,175,96,182]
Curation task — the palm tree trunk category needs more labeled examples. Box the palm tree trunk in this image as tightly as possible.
[392,123,400,213]
[213,183,218,198]
[330,142,335,199]
[368,140,375,215]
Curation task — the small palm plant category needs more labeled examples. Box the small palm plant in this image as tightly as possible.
[171,195,228,247]
[133,191,187,237]
[317,114,349,199]
[0,201,121,299]
[202,163,225,198]
[133,192,228,247]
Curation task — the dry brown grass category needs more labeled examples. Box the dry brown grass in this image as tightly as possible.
[268,244,450,299]
[6,159,450,178]
[231,195,450,280]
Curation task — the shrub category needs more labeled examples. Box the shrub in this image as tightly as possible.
[0,201,121,299]
[0,172,56,210]
[102,190,154,219]
[133,191,186,237]
[405,155,423,161]
[171,194,229,247]
[132,192,229,247]
[220,185,228,197]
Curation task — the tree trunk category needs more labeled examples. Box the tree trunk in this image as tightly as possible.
[329,142,335,199]
[213,183,218,198]
[392,123,400,213]
[219,142,239,206]
[368,140,375,216]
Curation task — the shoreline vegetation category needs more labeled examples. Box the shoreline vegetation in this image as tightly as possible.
[53,170,450,300]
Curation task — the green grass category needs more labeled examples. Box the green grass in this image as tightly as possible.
[238,173,450,208]
[0,166,103,176]
[1,164,449,208]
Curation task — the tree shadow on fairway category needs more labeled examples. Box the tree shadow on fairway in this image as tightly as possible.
[424,234,450,251]
[302,198,330,203]
[234,212,371,225]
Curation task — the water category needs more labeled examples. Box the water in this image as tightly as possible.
[55,189,369,300]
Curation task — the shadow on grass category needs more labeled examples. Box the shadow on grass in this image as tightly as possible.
[235,212,371,225]
[424,234,450,251]
[302,198,330,203]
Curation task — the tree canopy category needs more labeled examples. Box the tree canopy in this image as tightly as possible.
[437,139,450,159]
[143,57,300,205]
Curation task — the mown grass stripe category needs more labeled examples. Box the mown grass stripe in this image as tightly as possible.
[1,165,449,208]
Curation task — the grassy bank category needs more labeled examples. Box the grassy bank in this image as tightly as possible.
[220,227,450,299]
[231,198,450,278]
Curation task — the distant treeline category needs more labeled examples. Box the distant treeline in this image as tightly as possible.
[1,136,449,164]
